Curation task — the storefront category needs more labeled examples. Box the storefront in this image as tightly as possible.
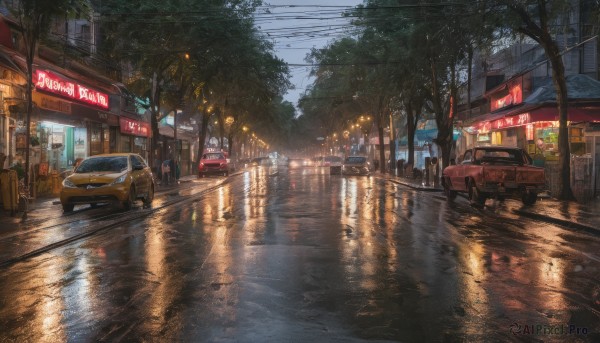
[0,48,26,169]
[461,96,600,200]
[158,113,195,176]
[118,116,151,160]
[12,68,119,197]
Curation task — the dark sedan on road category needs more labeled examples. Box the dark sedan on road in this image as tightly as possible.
[342,156,370,176]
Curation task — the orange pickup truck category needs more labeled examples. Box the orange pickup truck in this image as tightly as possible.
[442,146,546,206]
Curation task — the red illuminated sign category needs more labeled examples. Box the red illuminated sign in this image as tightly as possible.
[478,113,531,133]
[490,83,523,111]
[119,117,151,138]
[34,70,109,109]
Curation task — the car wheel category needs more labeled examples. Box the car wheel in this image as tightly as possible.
[143,184,154,207]
[444,179,457,201]
[521,190,537,205]
[62,203,74,213]
[468,179,486,207]
[123,185,136,210]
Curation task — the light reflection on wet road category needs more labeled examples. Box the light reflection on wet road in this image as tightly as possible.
[0,165,599,342]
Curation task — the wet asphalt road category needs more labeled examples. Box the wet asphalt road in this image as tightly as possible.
[0,165,599,342]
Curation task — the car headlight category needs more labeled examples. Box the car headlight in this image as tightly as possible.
[62,178,76,188]
[111,173,128,185]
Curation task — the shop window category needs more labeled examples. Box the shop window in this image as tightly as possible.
[536,127,559,160]
[103,127,110,153]
[569,127,584,143]
[133,137,146,155]
[109,127,117,152]
[121,135,131,152]
[73,127,88,160]
[491,131,502,145]
[90,123,102,156]
[477,133,490,143]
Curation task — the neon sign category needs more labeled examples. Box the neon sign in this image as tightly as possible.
[490,83,523,111]
[119,117,151,137]
[34,70,109,109]
[478,113,531,133]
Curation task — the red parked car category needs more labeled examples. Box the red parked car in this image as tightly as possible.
[198,151,229,177]
[442,146,545,206]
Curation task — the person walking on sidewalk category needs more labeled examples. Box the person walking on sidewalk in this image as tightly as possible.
[161,159,171,186]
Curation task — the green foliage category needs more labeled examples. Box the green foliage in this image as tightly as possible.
[10,162,25,180]
[96,0,291,158]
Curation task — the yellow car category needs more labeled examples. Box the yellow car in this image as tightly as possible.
[60,153,155,212]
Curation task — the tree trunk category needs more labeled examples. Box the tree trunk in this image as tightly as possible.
[406,103,416,168]
[378,126,385,173]
[546,42,574,200]
[24,55,33,198]
[196,108,211,171]
[228,133,234,158]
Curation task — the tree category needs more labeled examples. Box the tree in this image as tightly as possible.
[5,0,90,200]
[98,0,289,169]
[493,0,574,199]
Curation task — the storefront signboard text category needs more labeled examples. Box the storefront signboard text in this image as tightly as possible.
[490,79,523,112]
[478,113,530,133]
[34,69,109,109]
[119,117,151,138]
[33,92,72,114]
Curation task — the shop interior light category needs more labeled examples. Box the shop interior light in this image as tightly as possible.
[526,124,534,140]
[40,121,75,128]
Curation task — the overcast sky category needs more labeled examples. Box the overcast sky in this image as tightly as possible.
[255,1,364,112]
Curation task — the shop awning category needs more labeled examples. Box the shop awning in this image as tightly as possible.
[528,105,600,122]
[158,124,197,141]
[462,74,600,129]
[0,45,22,74]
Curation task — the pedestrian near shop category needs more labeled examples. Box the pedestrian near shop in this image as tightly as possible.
[161,159,171,185]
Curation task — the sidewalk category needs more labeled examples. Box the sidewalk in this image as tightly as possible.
[0,174,200,227]
[382,171,600,235]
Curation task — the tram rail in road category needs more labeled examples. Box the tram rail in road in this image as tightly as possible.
[0,177,233,269]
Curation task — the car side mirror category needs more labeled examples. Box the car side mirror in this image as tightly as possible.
[133,165,144,171]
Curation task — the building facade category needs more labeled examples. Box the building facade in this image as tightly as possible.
[0,10,153,196]
[455,2,600,200]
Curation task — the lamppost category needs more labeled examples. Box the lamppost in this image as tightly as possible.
[241,126,249,158]
[224,115,234,156]
[358,115,372,155]
[343,130,350,157]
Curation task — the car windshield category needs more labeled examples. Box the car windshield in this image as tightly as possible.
[76,156,128,173]
[345,157,366,164]
[203,153,224,160]
[475,149,523,163]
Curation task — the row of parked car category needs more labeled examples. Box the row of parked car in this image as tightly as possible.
[59,146,542,214]
[59,152,276,213]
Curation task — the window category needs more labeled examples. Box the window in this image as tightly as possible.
[121,135,131,152]
[463,150,472,163]
[77,156,127,173]
[90,123,102,156]
[134,155,146,168]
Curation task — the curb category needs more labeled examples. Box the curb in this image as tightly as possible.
[388,178,444,192]
[512,209,600,236]
[385,176,599,235]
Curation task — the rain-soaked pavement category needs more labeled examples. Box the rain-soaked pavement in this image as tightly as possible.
[0,165,599,342]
